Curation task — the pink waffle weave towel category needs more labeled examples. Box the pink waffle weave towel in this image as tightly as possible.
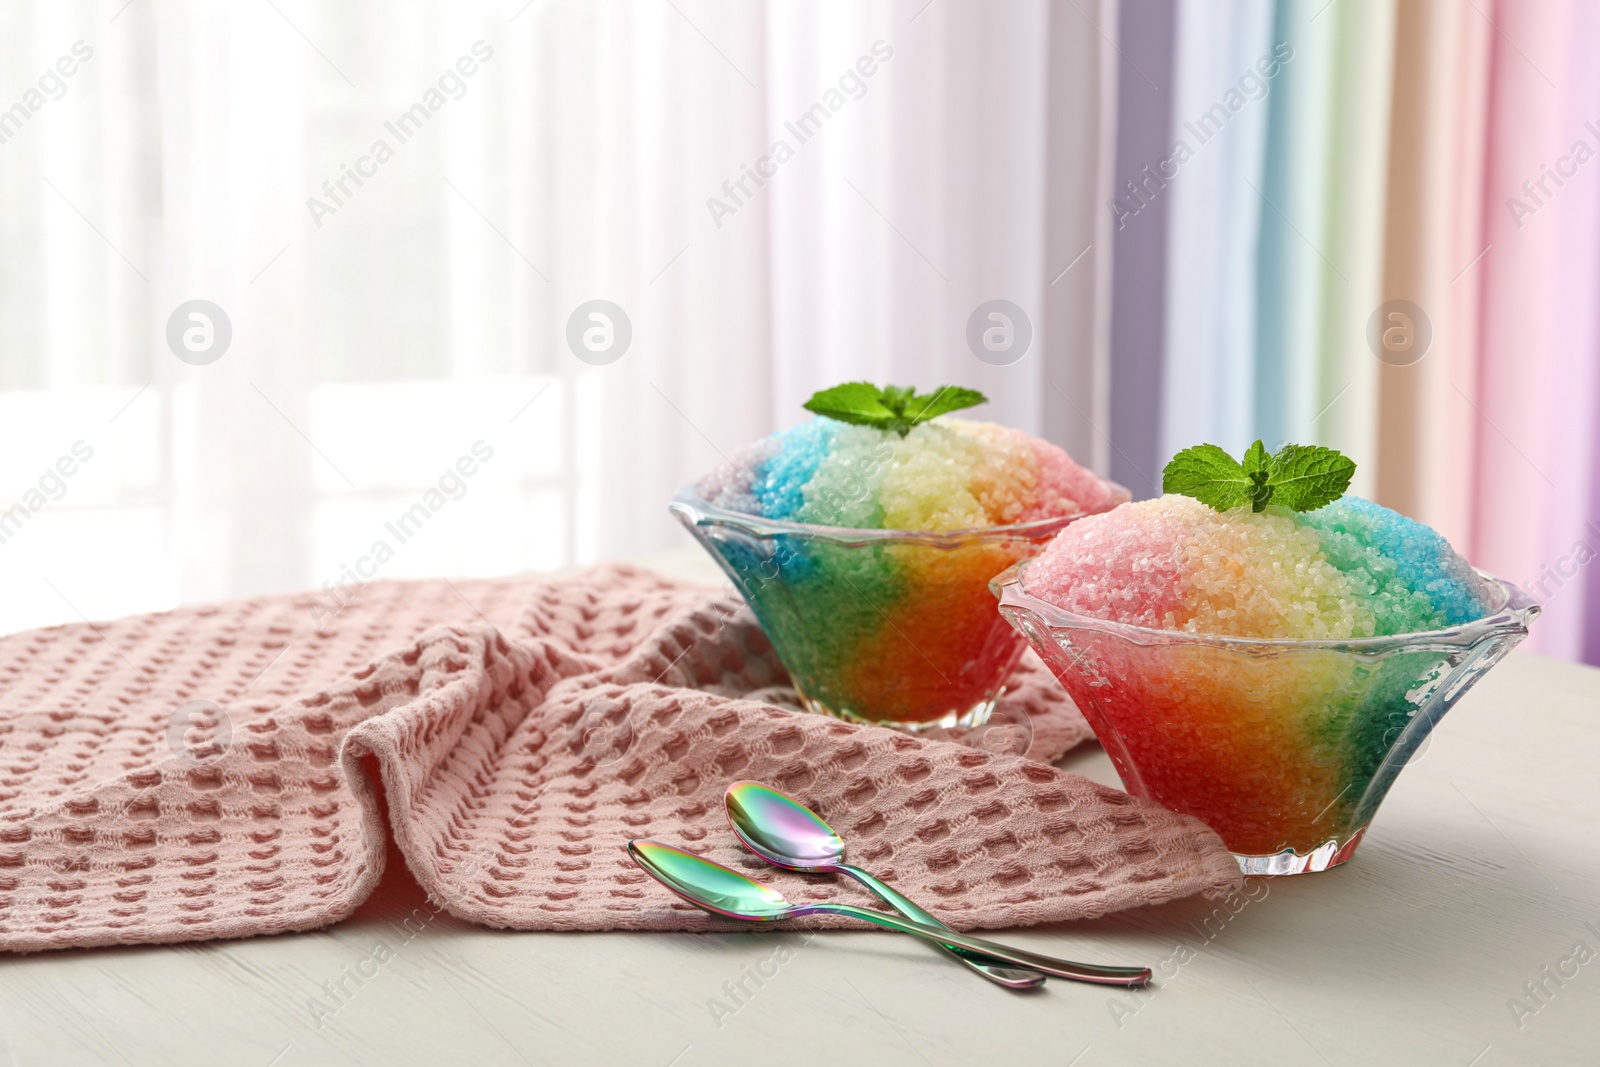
[0,565,1240,954]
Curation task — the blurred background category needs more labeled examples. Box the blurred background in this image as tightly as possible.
[1,0,1597,664]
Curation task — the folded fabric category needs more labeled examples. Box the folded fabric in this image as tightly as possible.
[0,565,1240,954]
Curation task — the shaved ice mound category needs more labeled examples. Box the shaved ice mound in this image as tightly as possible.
[699,416,1118,532]
[674,414,1124,726]
[1026,494,1497,639]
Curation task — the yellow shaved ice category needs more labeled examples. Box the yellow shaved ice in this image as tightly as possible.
[877,423,990,531]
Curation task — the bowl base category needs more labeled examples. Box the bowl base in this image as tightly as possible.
[1232,827,1367,875]
[795,690,999,735]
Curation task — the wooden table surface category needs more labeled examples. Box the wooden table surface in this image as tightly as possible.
[2,551,1597,1066]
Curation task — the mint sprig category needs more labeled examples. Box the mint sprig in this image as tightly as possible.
[1261,444,1359,511]
[803,382,987,437]
[1163,440,1355,513]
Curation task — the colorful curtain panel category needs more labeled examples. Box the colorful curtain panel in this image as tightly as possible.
[1106,0,1600,664]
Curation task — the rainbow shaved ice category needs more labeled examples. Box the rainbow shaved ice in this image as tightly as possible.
[688,415,1122,724]
[1025,494,1497,638]
[1016,493,1506,859]
[699,416,1118,532]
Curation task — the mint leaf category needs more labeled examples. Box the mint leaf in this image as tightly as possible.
[1163,440,1356,512]
[802,382,987,436]
[1241,439,1270,476]
[802,382,898,427]
[902,386,988,425]
[1162,444,1252,511]
[880,384,916,411]
[1241,439,1273,511]
[1266,444,1356,512]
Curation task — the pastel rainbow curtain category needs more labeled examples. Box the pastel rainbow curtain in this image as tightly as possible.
[1107,0,1600,664]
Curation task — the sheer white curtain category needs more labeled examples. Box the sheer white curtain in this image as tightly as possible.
[0,0,1115,635]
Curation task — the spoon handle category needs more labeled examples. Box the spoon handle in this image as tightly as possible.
[831,864,1045,989]
[794,903,1152,987]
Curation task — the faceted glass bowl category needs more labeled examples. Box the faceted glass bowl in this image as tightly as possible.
[669,485,1127,730]
[994,561,1539,874]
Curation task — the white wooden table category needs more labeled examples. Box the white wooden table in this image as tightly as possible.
[2,550,1596,1066]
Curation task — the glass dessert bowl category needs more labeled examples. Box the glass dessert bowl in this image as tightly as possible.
[674,381,1129,730]
[671,486,1127,730]
[994,560,1539,874]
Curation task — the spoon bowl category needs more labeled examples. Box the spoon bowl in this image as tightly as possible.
[725,781,845,870]
[626,839,791,920]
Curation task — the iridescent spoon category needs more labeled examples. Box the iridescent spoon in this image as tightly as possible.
[725,780,1044,990]
[627,839,1152,988]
